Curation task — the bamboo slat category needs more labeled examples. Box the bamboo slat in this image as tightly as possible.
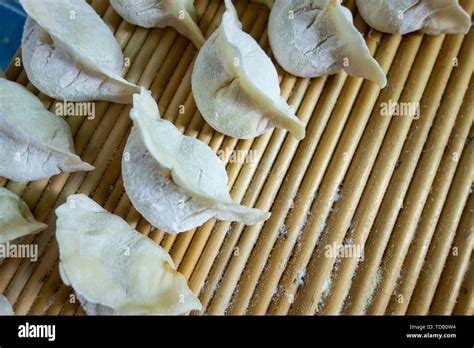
[0,0,472,316]
[430,194,473,315]
[297,33,445,315]
[387,78,474,315]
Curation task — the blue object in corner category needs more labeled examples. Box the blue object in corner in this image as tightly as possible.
[0,0,26,70]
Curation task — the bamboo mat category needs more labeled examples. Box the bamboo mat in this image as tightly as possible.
[0,0,472,316]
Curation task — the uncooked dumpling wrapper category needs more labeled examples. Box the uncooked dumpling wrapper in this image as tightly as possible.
[268,0,386,87]
[0,78,94,181]
[0,187,47,244]
[55,194,202,315]
[122,89,271,233]
[356,0,471,35]
[0,294,14,316]
[192,0,305,140]
[110,0,206,47]
[20,0,140,103]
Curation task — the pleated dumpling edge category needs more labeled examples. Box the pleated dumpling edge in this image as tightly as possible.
[0,187,47,244]
[20,0,140,103]
[356,0,471,35]
[268,0,386,87]
[0,78,94,181]
[192,0,305,140]
[122,88,271,233]
[55,194,202,315]
[109,0,206,48]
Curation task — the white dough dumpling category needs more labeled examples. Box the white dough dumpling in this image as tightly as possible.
[0,78,94,181]
[20,0,140,103]
[122,89,271,233]
[110,0,206,47]
[192,0,305,140]
[55,194,202,315]
[356,0,471,35]
[0,187,47,244]
[0,294,14,316]
[268,0,386,87]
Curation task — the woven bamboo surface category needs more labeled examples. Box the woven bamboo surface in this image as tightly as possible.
[0,0,472,316]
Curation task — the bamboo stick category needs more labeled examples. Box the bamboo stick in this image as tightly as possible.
[387,78,474,315]
[366,37,472,315]
[406,134,473,314]
[452,259,473,315]
[265,33,413,315]
[333,32,466,315]
[294,33,445,315]
[344,32,472,315]
[430,194,473,314]
[226,14,380,315]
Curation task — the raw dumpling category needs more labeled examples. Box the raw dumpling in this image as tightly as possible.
[0,187,47,244]
[0,294,14,315]
[252,0,274,8]
[55,194,202,315]
[0,78,94,181]
[20,0,140,103]
[356,0,471,35]
[268,0,386,87]
[110,0,206,48]
[192,0,305,140]
[122,88,271,233]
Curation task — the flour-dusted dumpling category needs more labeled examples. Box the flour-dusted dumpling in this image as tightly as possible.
[0,78,94,181]
[268,0,386,87]
[0,294,14,316]
[252,0,274,8]
[55,194,202,315]
[122,89,271,233]
[110,0,205,48]
[0,188,47,244]
[356,0,471,35]
[20,0,140,103]
[192,0,305,140]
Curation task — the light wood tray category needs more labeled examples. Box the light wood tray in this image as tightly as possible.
[1,0,472,315]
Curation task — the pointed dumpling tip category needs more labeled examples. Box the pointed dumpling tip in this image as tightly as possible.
[130,88,160,123]
[344,52,387,88]
[424,3,471,34]
[285,114,306,140]
[171,10,206,48]
[223,0,242,29]
[63,156,95,173]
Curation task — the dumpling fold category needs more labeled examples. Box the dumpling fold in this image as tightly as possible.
[192,0,305,140]
[268,0,387,87]
[0,187,47,244]
[122,88,271,233]
[356,0,471,35]
[20,0,140,103]
[110,0,206,47]
[0,78,94,181]
[55,194,202,315]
